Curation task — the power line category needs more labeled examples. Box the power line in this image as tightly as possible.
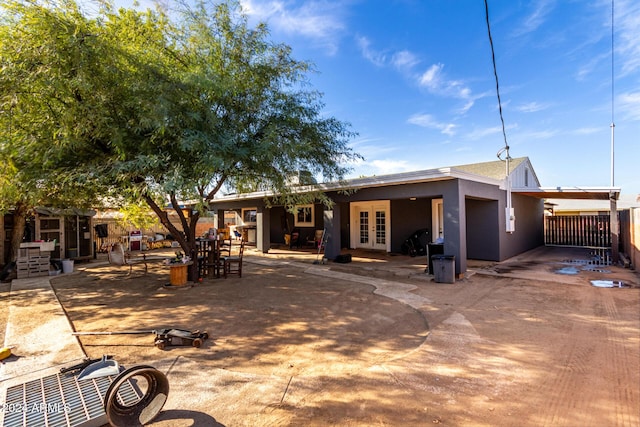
[484,0,514,234]
[484,0,509,160]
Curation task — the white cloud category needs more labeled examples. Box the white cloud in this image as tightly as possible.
[417,63,486,113]
[618,91,640,121]
[418,63,444,89]
[514,129,560,141]
[515,101,550,113]
[572,127,602,135]
[239,0,346,54]
[616,0,640,76]
[391,50,420,72]
[466,123,520,141]
[357,36,387,67]
[512,0,556,37]
[407,114,456,136]
[466,125,504,140]
[357,39,420,72]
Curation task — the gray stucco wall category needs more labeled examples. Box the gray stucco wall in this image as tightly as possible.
[498,193,544,260]
[458,179,544,263]
[390,198,431,253]
[466,198,500,260]
[210,175,544,273]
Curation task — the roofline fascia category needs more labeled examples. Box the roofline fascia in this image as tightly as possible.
[211,168,506,203]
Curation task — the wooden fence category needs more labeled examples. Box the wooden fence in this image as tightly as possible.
[544,215,612,248]
[93,217,217,252]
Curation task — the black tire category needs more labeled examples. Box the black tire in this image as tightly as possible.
[104,365,169,426]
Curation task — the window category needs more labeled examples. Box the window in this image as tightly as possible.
[241,208,257,224]
[223,210,239,226]
[294,204,314,227]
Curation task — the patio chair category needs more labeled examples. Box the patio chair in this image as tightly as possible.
[108,242,166,275]
[206,239,225,279]
[310,229,325,249]
[219,236,232,258]
[289,228,301,248]
[223,240,245,278]
[197,238,221,279]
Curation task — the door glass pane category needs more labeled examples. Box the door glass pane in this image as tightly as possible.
[65,216,79,258]
[359,211,369,244]
[375,211,386,244]
[40,218,61,258]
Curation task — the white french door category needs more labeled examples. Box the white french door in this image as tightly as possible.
[351,201,390,251]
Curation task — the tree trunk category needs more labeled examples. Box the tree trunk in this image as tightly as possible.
[8,203,28,263]
[143,194,201,283]
[186,213,200,282]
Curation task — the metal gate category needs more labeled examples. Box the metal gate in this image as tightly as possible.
[544,215,612,248]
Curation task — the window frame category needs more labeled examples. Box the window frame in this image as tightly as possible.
[241,208,257,225]
[294,204,314,227]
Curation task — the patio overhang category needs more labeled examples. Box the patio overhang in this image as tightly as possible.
[513,186,620,201]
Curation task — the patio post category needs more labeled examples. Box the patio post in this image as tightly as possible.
[323,208,340,260]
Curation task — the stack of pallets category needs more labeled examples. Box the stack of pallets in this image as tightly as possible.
[16,242,53,279]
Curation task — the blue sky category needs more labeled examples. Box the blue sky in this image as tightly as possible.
[99,0,639,198]
[236,0,639,198]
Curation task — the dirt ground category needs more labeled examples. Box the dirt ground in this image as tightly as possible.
[42,246,640,426]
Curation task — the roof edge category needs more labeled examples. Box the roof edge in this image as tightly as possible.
[212,167,510,203]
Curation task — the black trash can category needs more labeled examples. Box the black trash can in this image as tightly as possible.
[431,255,455,283]
[427,243,444,273]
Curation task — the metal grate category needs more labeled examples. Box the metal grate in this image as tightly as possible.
[561,248,612,267]
[2,372,141,427]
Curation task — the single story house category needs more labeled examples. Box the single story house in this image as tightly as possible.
[210,157,550,277]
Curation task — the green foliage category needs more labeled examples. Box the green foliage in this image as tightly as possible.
[115,203,161,232]
[0,0,360,265]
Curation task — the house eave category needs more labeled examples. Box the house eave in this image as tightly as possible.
[212,167,506,204]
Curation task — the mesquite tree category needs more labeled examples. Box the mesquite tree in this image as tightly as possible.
[0,0,360,278]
